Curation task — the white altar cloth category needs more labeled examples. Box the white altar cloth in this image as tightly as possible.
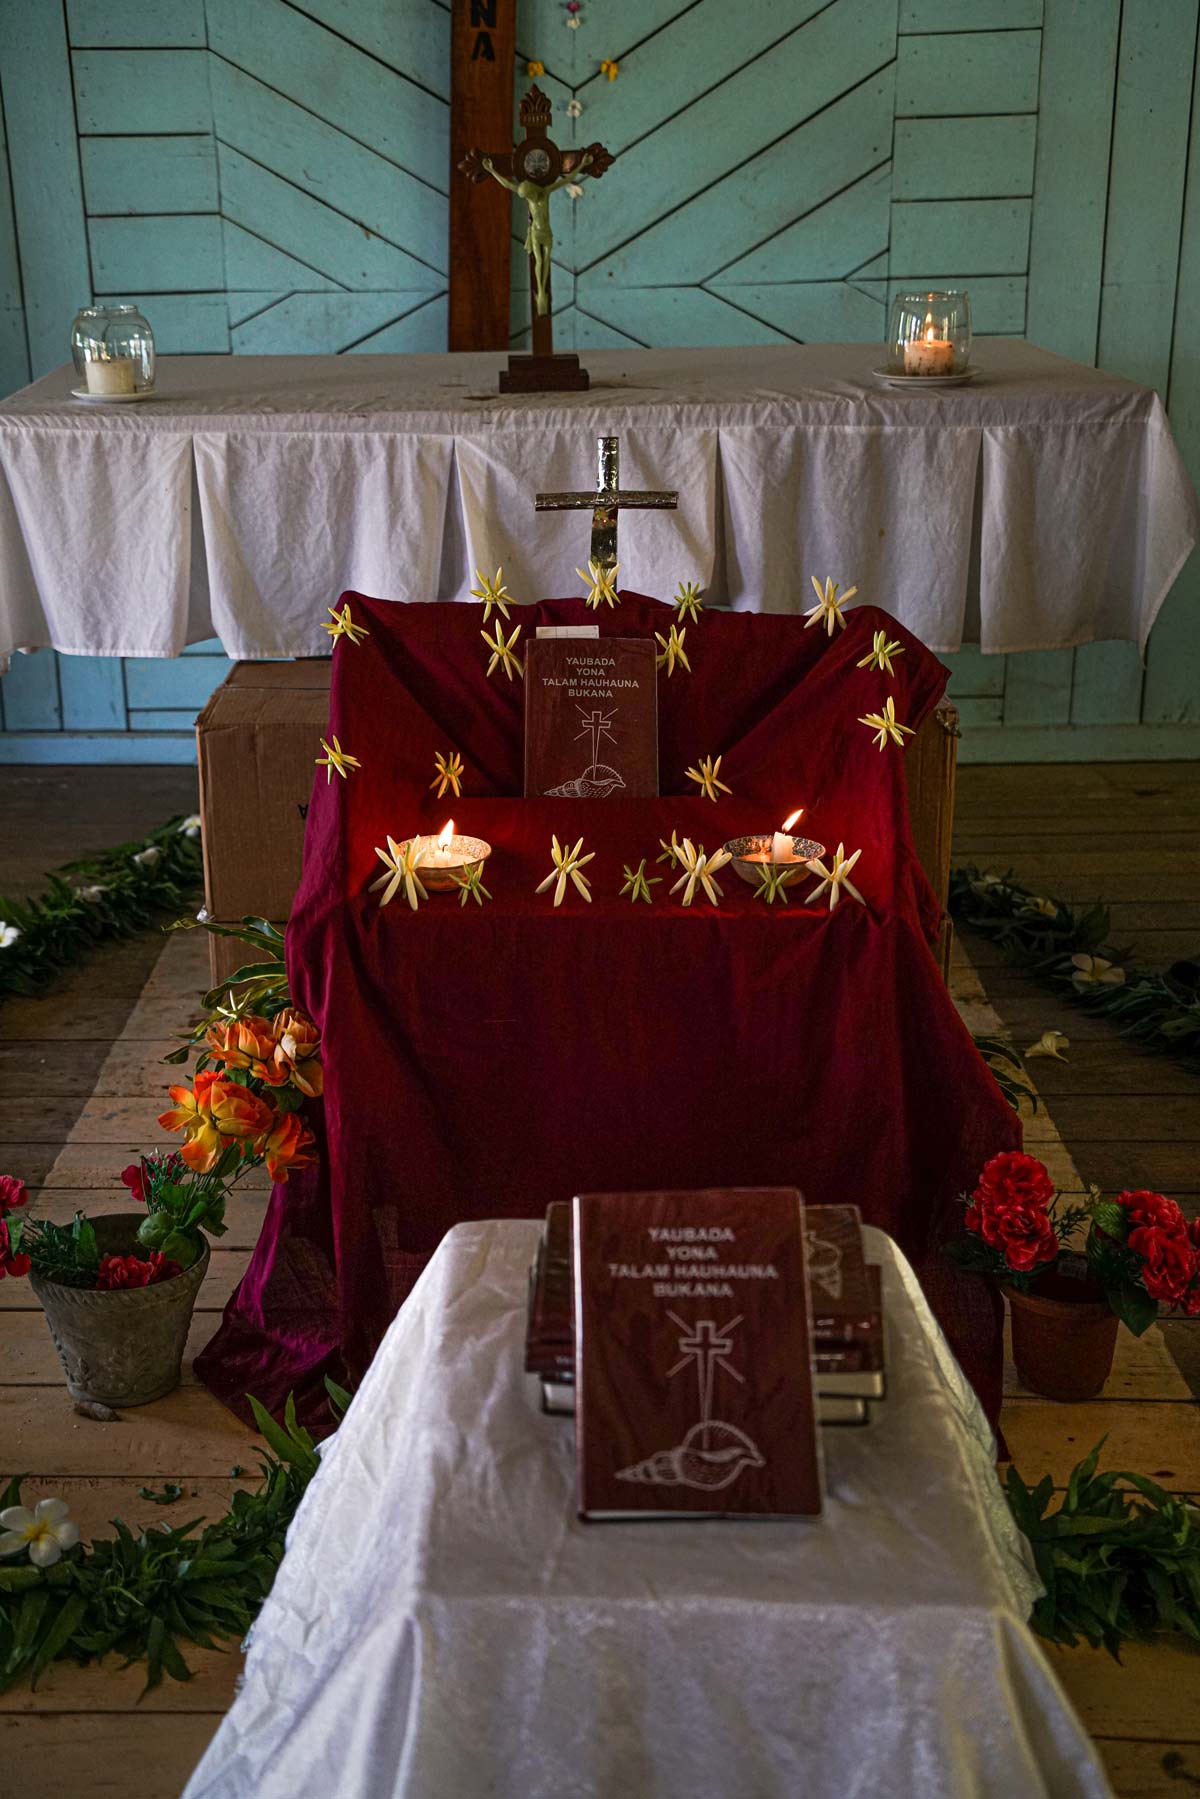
[1,341,1194,664]
[184,1221,1111,1799]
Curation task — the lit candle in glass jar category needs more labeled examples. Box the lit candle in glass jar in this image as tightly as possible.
[85,355,137,395]
[903,313,955,377]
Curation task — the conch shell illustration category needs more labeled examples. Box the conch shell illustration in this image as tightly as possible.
[805,1232,843,1301]
[616,1421,764,1490]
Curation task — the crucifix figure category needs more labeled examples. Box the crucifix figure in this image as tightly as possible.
[459,84,613,392]
[536,435,678,578]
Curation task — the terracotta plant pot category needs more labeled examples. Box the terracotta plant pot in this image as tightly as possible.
[1004,1269,1120,1401]
[30,1213,209,1407]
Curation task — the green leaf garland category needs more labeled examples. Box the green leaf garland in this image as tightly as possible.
[950,866,1200,1061]
[0,817,204,1001]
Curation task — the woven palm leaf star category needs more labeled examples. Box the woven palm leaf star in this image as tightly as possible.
[470,566,513,622]
[674,580,704,624]
[322,603,370,647]
[315,735,361,783]
[805,575,857,636]
[430,750,464,799]
[858,695,915,752]
[454,863,492,908]
[482,620,524,681]
[685,754,731,803]
[577,558,620,609]
[856,629,904,676]
[370,837,428,911]
[655,624,691,676]
[804,843,865,913]
[754,864,795,905]
[536,835,596,907]
[657,832,684,867]
[670,840,732,908]
[620,859,660,904]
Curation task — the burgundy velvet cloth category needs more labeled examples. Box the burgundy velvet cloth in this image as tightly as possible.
[196,593,1019,1432]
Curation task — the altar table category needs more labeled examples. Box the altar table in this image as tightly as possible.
[183,1221,1111,1799]
[1,340,1195,663]
[194,591,1019,1431]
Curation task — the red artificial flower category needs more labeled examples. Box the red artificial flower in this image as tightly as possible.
[0,1218,31,1280]
[1127,1223,1197,1307]
[95,1251,182,1291]
[973,1152,1055,1213]
[120,1152,185,1204]
[973,1197,1059,1272]
[120,1162,149,1203]
[1116,1189,1187,1233]
[0,1175,28,1217]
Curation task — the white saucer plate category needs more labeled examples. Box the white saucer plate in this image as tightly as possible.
[870,366,981,390]
[69,386,158,404]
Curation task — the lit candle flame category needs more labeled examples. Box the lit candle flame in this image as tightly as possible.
[924,311,935,344]
[781,807,804,832]
[438,820,454,846]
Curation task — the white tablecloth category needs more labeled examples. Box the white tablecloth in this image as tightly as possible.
[1,342,1194,663]
[184,1221,1111,1799]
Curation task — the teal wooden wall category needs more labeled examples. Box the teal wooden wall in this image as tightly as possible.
[1,0,1199,762]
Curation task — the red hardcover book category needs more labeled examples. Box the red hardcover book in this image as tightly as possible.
[574,1188,822,1519]
[805,1204,876,1342]
[524,637,658,797]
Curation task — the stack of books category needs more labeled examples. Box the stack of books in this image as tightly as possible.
[525,1197,885,1427]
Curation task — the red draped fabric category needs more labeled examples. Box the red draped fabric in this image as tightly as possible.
[196,592,1019,1431]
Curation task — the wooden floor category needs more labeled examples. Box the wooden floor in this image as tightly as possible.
[1,762,1198,1797]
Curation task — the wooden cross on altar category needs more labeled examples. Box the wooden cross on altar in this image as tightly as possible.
[458,85,613,393]
[537,436,678,576]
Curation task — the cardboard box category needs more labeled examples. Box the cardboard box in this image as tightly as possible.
[196,661,331,926]
[197,667,958,987]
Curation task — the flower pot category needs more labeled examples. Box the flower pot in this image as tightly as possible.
[30,1214,209,1407]
[1004,1270,1120,1401]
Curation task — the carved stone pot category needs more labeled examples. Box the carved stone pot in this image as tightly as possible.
[1004,1269,1120,1402]
[30,1214,209,1407]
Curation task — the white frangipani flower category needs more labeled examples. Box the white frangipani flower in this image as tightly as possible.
[1024,1030,1070,1061]
[1070,953,1125,989]
[566,98,583,117]
[177,814,202,838]
[0,922,21,949]
[132,845,162,867]
[0,1497,80,1567]
[76,884,110,903]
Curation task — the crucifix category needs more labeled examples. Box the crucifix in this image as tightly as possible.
[458,84,613,393]
[536,436,678,578]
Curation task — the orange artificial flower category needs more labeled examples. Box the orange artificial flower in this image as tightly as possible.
[206,1015,288,1085]
[270,1009,323,1098]
[159,1073,275,1173]
[256,1109,317,1183]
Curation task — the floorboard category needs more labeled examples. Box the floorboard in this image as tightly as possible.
[0,760,1196,1798]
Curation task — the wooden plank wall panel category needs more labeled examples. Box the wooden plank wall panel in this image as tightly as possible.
[0,0,451,759]
[3,0,1200,761]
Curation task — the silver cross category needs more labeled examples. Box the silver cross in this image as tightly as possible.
[535,435,677,578]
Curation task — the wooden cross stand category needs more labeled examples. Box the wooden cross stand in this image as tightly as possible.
[459,85,613,393]
[537,436,677,575]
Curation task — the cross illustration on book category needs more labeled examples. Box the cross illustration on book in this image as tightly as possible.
[616,1313,763,1492]
[666,1313,746,1431]
[575,706,617,772]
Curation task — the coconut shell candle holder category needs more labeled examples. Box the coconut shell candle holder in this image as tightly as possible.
[723,833,825,888]
[411,830,492,892]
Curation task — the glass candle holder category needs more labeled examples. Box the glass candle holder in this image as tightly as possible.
[886,291,971,377]
[71,305,156,396]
